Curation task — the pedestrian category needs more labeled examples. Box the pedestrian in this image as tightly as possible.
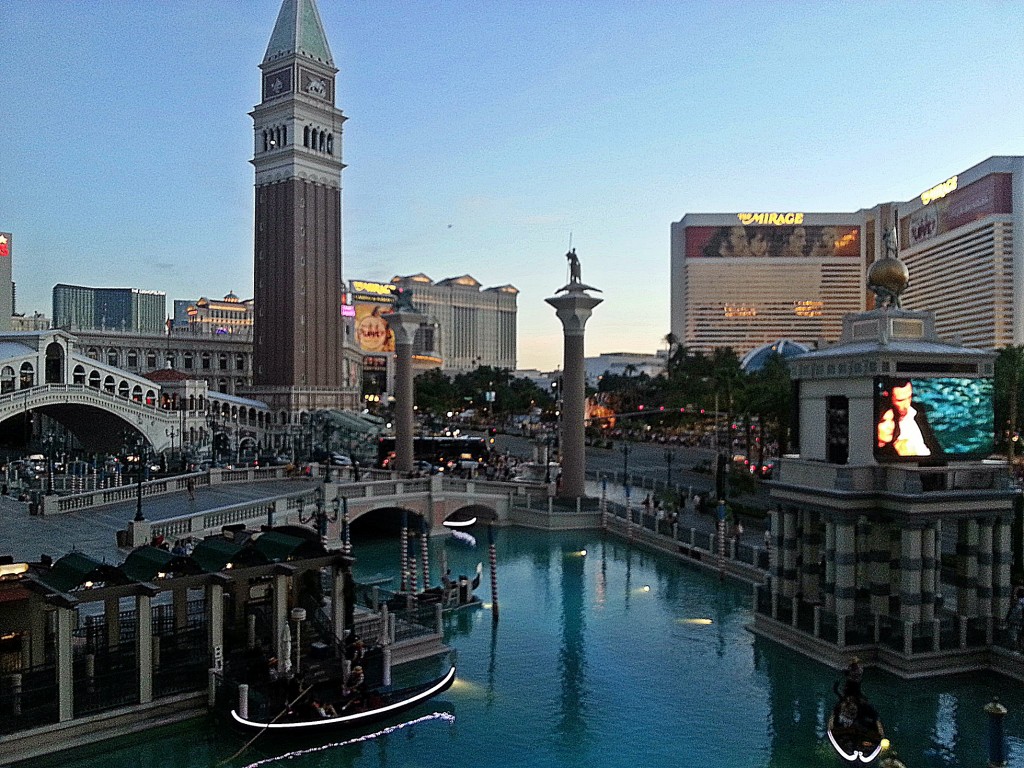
[734,519,744,542]
[185,477,196,501]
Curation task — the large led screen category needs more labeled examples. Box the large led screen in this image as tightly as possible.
[873,377,993,461]
[685,224,860,259]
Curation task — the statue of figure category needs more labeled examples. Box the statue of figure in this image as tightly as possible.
[566,249,582,284]
[883,223,899,259]
[395,287,414,311]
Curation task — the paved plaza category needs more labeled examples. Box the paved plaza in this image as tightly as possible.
[0,478,319,565]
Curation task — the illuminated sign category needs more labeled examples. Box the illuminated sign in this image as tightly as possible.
[351,280,396,297]
[736,212,804,226]
[794,300,823,317]
[0,234,9,258]
[724,304,757,318]
[920,176,958,205]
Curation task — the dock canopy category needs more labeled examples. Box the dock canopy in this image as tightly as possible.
[40,552,124,592]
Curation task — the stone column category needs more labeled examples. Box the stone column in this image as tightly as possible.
[206,581,224,669]
[834,520,857,619]
[388,309,427,474]
[546,284,602,500]
[273,572,290,664]
[921,522,937,623]
[899,524,923,624]
[957,518,979,617]
[55,604,75,722]
[799,510,820,602]
[823,519,836,613]
[331,563,346,643]
[977,518,994,619]
[781,508,798,599]
[993,518,1013,620]
[137,592,154,704]
[869,521,889,617]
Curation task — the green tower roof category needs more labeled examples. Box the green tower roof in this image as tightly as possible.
[264,0,334,67]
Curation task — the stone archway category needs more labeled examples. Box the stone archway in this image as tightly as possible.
[45,342,65,384]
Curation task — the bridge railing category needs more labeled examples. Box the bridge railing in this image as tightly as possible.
[42,466,300,516]
[0,382,170,417]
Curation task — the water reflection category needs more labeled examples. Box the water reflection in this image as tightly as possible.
[556,542,589,766]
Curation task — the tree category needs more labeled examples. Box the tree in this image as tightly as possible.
[995,346,1024,459]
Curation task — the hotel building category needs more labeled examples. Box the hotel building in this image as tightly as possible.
[671,155,1024,355]
[670,212,867,353]
[896,155,1024,349]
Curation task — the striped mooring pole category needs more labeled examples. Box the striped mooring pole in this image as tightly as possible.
[420,518,430,589]
[408,526,418,593]
[985,697,1008,767]
[488,523,499,621]
[399,510,409,592]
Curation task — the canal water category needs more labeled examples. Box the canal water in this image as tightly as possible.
[20,527,1024,768]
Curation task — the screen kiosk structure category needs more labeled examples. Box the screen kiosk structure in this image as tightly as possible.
[752,304,1017,681]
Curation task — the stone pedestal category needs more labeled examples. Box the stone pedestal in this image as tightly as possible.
[388,310,427,474]
[546,285,602,499]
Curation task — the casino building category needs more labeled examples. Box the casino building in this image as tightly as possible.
[670,212,867,353]
[671,155,1024,356]
[896,155,1024,350]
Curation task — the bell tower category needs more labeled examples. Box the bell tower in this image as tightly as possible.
[248,0,352,413]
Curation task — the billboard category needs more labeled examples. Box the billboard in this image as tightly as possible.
[354,303,394,352]
[903,173,1012,247]
[873,377,993,461]
[685,224,859,259]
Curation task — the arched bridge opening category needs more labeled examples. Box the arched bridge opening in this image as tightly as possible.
[0,404,149,455]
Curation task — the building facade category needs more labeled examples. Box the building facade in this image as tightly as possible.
[173,292,254,339]
[895,156,1024,349]
[670,213,866,354]
[249,0,357,413]
[390,273,518,372]
[53,284,166,335]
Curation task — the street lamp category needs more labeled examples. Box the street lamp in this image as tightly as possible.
[299,485,339,545]
[133,437,148,522]
[42,432,56,496]
[544,431,553,484]
[166,427,177,472]
[664,449,674,490]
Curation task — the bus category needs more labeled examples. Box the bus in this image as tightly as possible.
[376,436,491,471]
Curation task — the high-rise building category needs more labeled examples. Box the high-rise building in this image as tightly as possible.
[248,0,356,413]
[894,156,1024,349]
[52,284,166,334]
[670,213,866,354]
[389,273,518,372]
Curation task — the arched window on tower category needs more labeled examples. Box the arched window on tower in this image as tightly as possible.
[282,125,287,145]
[327,134,333,154]
[318,131,325,152]
[304,126,310,147]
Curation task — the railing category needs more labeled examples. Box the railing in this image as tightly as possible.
[775,458,1014,495]
[0,664,58,734]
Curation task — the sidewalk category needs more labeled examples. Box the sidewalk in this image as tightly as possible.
[584,477,770,552]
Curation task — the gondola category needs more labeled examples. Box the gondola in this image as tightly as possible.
[229,665,456,736]
[826,693,887,763]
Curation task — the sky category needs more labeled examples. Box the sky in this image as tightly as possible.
[3,1,1024,372]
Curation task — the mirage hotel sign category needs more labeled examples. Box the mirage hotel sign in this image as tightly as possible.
[920,176,958,205]
[736,212,804,226]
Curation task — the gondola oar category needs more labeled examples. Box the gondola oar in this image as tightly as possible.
[218,681,316,766]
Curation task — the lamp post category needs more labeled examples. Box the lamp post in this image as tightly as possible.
[622,439,631,488]
[43,432,56,496]
[207,412,220,466]
[165,427,177,473]
[664,449,674,490]
[544,431,553,484]
[300,485,338,546]
[133,437,147,522]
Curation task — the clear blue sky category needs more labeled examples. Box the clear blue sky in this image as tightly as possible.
[3,1,1023,371]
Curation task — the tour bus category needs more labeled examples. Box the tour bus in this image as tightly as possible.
[376,436,491,471]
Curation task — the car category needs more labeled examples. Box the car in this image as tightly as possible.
[329,452,353,466]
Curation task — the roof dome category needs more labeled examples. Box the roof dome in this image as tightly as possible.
[740,339,811,372]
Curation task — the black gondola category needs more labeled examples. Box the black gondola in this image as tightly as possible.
[229,666,456,736]
[826,691,887,763]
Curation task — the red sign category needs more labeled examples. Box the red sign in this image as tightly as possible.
[0,233,10,258]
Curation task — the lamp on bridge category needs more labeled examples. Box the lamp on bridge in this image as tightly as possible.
[132,435,149,523]
[299,485,338,546]
[42,432,57,496]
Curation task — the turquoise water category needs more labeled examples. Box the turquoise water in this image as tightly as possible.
[22,528,1024,768]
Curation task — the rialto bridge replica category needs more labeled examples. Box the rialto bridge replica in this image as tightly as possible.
[0,329,273,456]
[753,303,1020,679]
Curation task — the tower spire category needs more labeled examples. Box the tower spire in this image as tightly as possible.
[264,0,334,66]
